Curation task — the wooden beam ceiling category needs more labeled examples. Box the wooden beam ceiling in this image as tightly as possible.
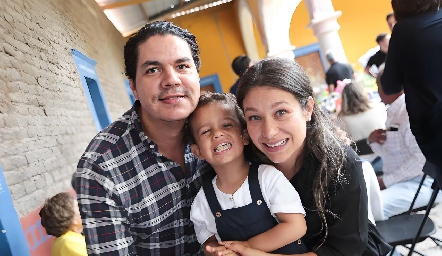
[99,0,155,10]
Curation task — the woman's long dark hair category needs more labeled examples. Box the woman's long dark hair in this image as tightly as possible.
[236,58,347,249]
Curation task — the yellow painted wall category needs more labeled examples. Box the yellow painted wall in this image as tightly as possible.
[170,2,246,92]
[290,0,393,71]
[168,0,393,91]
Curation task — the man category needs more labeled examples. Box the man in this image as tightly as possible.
[358,12,396,70]
[229,55,252,95]
[368,71,439,220]
[324,50,354,93]
[74,21,213,255]
[364,33,390,77]
[381,0,442,183]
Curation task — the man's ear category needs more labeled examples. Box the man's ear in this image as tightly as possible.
[190,144,205,160]
[129,79,139,100]
[242,130,250,145]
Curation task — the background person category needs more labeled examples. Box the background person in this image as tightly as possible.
[229,55,252,95]
[364,33,390,77]
[324,50,354,93]
[381,0,442,182]
[39,192,87,256]
[188,92,307,255]
[225,58,391,256]
[369,70,440,220]
[74,21,213,255]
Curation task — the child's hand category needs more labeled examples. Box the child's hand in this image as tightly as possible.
[205,244,240,255]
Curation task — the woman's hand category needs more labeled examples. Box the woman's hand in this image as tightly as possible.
[206,244,241,256]
[221,241,269,256]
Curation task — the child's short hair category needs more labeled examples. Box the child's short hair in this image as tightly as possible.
[39,192,75,237]
[186,92,246,144]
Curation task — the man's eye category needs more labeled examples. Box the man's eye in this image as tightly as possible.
[146,67,159,74]
[177,64,189,70]
[247,116,260,121]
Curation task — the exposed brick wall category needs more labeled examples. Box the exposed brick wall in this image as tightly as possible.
[0,0,130,216]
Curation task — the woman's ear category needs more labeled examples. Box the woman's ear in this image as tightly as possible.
[305,96,314,121]
[190,144,205,160]
[242,130,250,145]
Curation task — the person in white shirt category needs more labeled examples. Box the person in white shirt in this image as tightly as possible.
[187,92,307,255]
[368,72,441,220]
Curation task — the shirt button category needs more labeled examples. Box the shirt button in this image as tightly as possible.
[150,145,155,149]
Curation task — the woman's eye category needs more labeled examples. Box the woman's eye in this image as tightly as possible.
[275,110,287,116]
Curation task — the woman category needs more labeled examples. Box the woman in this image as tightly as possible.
[224,58,390,256]
[338,82,387,142]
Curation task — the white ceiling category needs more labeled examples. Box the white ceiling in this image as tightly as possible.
[95,0,232,37]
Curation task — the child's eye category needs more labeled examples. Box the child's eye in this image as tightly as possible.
[247,115,260,121]
[223,123,233,128]
[201,129,210,135]
[275,110,287,117]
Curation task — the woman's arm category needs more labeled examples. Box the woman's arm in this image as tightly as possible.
[247,213,307,252]
[312,148,369,256]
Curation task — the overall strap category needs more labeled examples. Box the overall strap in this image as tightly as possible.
[248,163,264,202]
[202,179,222,215]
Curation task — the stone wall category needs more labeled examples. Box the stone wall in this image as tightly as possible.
[0,0,130,216]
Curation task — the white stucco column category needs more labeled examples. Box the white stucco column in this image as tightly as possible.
[304,0,347,68]
[238,0,301,60]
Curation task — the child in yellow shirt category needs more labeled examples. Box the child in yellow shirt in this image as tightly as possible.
[39,192,87,256]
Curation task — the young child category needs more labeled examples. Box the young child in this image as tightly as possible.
[39,192,87,256]
[188,92,307,255]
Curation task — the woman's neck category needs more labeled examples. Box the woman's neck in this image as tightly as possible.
[275,151,305,180]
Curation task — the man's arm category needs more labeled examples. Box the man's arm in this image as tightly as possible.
[75,159,136,256]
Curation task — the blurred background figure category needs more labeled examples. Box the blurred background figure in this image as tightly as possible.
[230,55,252,95]
[39,192,87,256]
[370,69,441,220]
[381,0,442,182]
[338,82,387,143]
[325,49,354,93]
[338,82,387,173]
[364,33,390,77]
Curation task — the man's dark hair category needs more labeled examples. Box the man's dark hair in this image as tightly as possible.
[376,33,389,44]
[231,55,251,77]
[124,20,201,81]
[39,192,75,237]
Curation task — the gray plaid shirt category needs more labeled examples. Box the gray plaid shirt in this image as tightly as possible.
[74,101,213,255]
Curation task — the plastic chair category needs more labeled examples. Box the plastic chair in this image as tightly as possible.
[375,162,440,255]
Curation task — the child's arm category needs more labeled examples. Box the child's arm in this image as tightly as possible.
[204,235,240,256]
[247,212,307,252]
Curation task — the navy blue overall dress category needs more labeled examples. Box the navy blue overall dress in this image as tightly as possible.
[202,163,307,254]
